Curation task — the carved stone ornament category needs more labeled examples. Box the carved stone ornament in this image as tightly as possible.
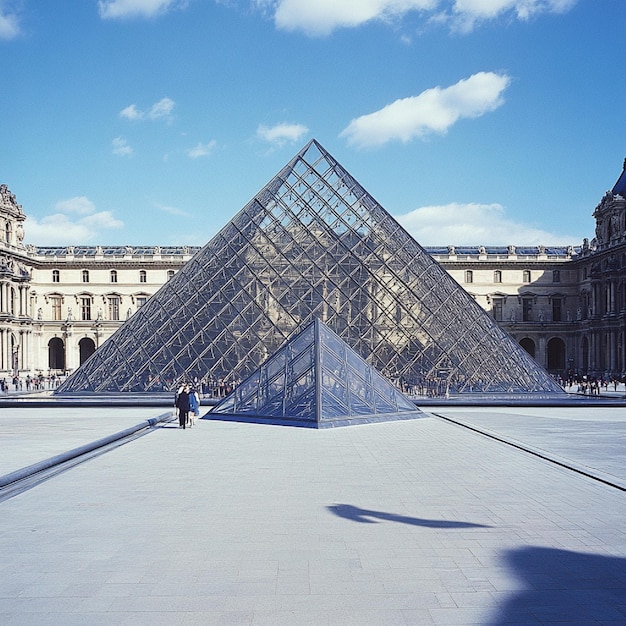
[0,184,25,217]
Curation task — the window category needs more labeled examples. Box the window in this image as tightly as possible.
[522,270,531,283]
[81,297,92,321]
[110,270,118,283]
[136,296,147,308]
[552,270,560,283]
[108,296,120,321]
[82,270,90,283]
[492,298,503,321]
[552,297,562,322]
[51,296,62,321]
[167,270,175,280]
[139,270,147,283]
[494,270,502,284]
[465,270,473,284]
[52,269,60,283]
[522,297,533,322]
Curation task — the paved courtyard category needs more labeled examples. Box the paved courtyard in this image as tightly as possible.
[0,405,625,624]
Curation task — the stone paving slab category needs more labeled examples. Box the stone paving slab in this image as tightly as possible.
[431,406,626,486]
[1,411,626,624]
[0,408,174,476]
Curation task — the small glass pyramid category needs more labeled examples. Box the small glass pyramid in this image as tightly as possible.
[209,318,424,427]
[56,139,563,395]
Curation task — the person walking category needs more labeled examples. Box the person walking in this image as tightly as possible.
[175,383,191,429]
[188,387,200,427]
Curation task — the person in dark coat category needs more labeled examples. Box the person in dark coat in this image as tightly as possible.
[175,383,191,429]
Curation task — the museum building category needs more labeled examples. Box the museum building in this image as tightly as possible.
[1,156,625,385]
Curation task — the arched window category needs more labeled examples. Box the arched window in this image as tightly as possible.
[82,270,90,283]
[523,270,531,283]
[139,270,147,283]
[5,221,11,243]
[465,270,473,284]
[494,270,502,283]
[52,269,60,283]
[110,270,118,283]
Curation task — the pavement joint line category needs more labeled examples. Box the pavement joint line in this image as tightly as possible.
[430,411,626,492]
[0,410,176,502]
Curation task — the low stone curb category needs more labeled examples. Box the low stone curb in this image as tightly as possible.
[0,410,175,490]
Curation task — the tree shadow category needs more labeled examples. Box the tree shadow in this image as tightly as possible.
[488,546,626,624]
[327,504,490,528]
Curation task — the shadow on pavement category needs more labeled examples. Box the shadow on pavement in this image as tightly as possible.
[488,546,626,624]
[327,504,490,528]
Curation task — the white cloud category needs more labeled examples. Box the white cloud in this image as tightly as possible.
[272,0,435,36]
[156,202,189,216]
[23,197,123,245]
[54,197,96,216]
[395,202,577,246]
[447,0,578,32]
[120,104,143,120]
[340,71,510,149]
[257,122,309,147]
[0,7,20,39]
[98,0,182,20]
[119,98,175,123]
[263,0,577,35]
[187,140,217,158]
[112,136,133,156]
[148,97,175,120]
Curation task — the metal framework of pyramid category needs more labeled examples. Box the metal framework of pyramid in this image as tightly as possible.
[57,139,563,395]
[209,317,425,427]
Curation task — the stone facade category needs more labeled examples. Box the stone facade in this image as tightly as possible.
[1,160,625,383]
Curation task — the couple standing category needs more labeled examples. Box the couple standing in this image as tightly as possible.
[175,383,200,428]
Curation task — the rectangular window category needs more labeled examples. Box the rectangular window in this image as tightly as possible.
[553,270,561,283]
[52,270,60,283]
[81,297,91,321]
[522,298,533,322]
[108,297,120,321]
[139,270,147,283]
[552,298,562,322]
[492,298,503,321]
[136,296,147,308]
[51,296,62,321]
[465,270,473,283]
[494,270,502,283]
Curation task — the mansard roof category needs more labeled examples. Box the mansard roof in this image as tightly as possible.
[612,159,626,197]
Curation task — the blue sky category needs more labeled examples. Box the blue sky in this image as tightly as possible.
[1,0,624,247]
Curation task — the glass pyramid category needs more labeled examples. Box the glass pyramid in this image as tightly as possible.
[209,317,425,427]
[57,139,563,395]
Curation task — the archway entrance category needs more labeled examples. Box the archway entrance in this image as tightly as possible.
[547,337,566,371]
[519,338,536,358]
[48,337,65,371]
[79,337,96,365]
